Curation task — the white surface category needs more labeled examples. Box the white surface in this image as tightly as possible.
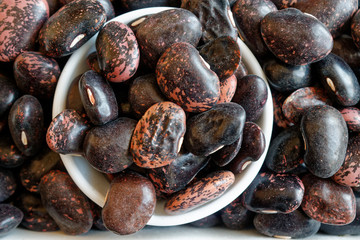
[2,226,359,240]
[52,7,274,226]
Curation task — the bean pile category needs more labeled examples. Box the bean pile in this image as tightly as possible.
[0,0,359,239]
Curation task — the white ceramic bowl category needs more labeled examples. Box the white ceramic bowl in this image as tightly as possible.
[52,7,273,227]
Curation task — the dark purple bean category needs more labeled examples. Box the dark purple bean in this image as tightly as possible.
[96,21,140,83]
[78,70,118,125]
[227,122,266,173]
[210,134,242,168]
[13,51,60,100]
[232,0,277,58]
[19,148,61,193]
[156,42,220,113]
[128,74,167,118]
[232,74,268,122]
[39,170,93,235]
[301,173,356,225]
[294,0,358,38]
[181,0,238,43]
[102,171,156,235]
[0,204,23,236]
[16,192,59,232]
[184,102,246,156]
[253,210,321,238]
[314,53,360,107]
[265,125,304,173]
[0,132,28,168]
[260,8,333,65]
[148,150,208,194]
[220,194,255,230]
[242,172,304,214]
[0,168,16,203]
[136,8,202,69]
[0,75,20,117]
[301,105,348,178]
[83,117,136,174]
[8,95,44,157]
[263,58,313,92]
[0,0,49,62]
[39,0,106,57]
[46,109,91,155]
[198,36,241,81]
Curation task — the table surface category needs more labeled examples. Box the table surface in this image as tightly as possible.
[2,225,359,239]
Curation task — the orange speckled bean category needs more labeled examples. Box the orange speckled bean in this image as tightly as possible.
[130,101,186,168]
[164,170,235,215]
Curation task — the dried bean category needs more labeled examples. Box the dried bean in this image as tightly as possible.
[0,75,20,117]
[148,150,208,194]
[39,0,106,57]
[16,192,59,232]
[0,168,16,203]
[301,173,356,225]
[8,95,44,157]
[0,204,23,236]
[0,0,49,62]
[301,105,348,178]
[227,122,266,173]
[253,210,321,239]
[39,170,93,235]
[13,51,60,100]
[164,170,235,215]
[242,172,304,214]
[156,42,220,113]
[78,70,118,125]
[83,117,136,174]
[184,102,246,156]
[136,8,202,69]
[128,74,167,118]
[260,8,333,65]
[102,171,156,235]
[130,102,186,168]
[232,0,277,57]
[46,109,91,155]
[96,21,140,83]
[181,0,238,43]
[198,36,241,81]
[232,74,268,122]
[313,53,360,107]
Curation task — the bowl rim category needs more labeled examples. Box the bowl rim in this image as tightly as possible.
[52,6,273,227]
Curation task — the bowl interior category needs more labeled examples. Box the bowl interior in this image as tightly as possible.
[52,7,273,227]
